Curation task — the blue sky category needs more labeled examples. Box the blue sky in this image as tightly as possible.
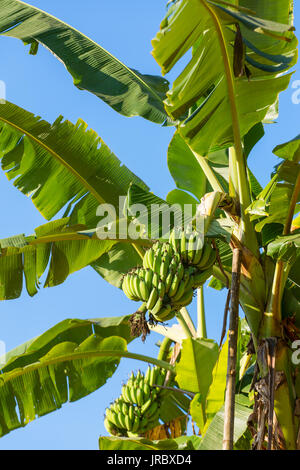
[0,0,299,450]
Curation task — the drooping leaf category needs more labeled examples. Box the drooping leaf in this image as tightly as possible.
[0,219,116,300]
[267,231,300,264]
[273,134,300,162]
[159,389,191,426]
[202,337,228,429]
[0,0,169,124]
[199,402,251,450]
[166,189,199,210]
[0,315,134,437]
[167,132,228,200]
[175,338,218,396]
[152,0,297,155]
[0,101,148,226]
[247,160,300,234]
[244,122,265,159]
[91,243,142,289]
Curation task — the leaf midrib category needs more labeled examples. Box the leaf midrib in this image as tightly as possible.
[7,0,165,108]
[0,350,174,383]
[0,115,106,206]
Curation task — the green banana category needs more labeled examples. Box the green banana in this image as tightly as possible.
[157,280,166,299]
[180,230,188,263]
[143,382,151,401]
[146,287,158,310]
[145,366,151,384]
[165,271,174,293]
[169,228,179,253]
[122,385,131,403]
[150,297,163,316]
[141,398,152,414]
[144,268,153,289]
[136,387,143,407]
[192,268,213,288]
[122,275,136,301]
[125,414,133,431]
[152,272,159,288]
[168,272,181,298]
[138,277,149,301]
[197,241,213,269]
[160,255,169,281]
[131,415,140,433]
[199,247,217,270]
[172,279,186,302]
[118,411,127,429]
[191,234,204,265]
[149,366,158,387]
[145,401,158,418]
[153,248,162,275]
[129,405,134,422]
[173,288,194,308]
[104,417,118,436]
[187,233,197,263]
[156,304,172,321]
[122,402,129,416]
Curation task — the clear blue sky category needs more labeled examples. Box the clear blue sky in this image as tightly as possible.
[0,0,299,450]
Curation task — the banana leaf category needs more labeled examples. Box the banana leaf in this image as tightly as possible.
[0,0,169,124]
[0,101,148,226]
[0,315,134,438]
[0,219,118,300]
[152,0,297,155]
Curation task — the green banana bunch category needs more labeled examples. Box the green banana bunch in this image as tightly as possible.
[122,229,216,333]
[169,228,216,270]
[104,366,167,437]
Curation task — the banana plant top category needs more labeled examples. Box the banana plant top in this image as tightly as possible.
[152,0,297,156]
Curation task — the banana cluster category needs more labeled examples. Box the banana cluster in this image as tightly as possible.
[104,366,166,437]
[122,229,216,323]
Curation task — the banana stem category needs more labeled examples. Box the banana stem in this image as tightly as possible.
[223,248,242,450]
[180,307,198,338]
[197,286,207,339]
[157,337,173,362]
[175,311,193,338]
[133,243,146,259]
[192,150,225,193]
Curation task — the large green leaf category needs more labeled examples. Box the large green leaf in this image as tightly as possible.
[0,315,134,437]
[152,0,297,155]
[267,231,300,264]
[0,101,148,225]
[99,435,201,450]
[0,219,117,300]
[168,132,229,200]
[175,338,218,396]
[203,338,228,428]
[0,0,169,124]
[91,243,142,289]
[247,157,300,234]
[273,134,300,163]
[198,402,251,450]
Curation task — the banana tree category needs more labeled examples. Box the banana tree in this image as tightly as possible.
[0,0,299,450]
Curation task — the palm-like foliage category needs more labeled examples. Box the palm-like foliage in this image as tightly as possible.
[152,0,297,155]
[0,0,299,451]
[0,0,170,124]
